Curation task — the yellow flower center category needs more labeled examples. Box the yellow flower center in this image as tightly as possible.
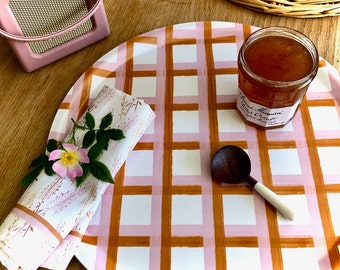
[60,151,78,166]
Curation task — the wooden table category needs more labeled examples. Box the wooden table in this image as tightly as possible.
[0,1,339,269]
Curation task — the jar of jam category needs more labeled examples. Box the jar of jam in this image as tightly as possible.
[236,27,319,128]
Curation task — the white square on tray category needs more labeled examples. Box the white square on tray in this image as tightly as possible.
[125,150,154,176]
[90,75,115,98]
[217,109,246,133]
[173,22,197,30]
[120,195,152,225]
[132,77,157,97]
[212,43,237,62]
[171,247,205,270]
[173,44,197,63]
[133,42,157,65]
[309,107,340,131]
[211,21,235,28]
[216,74,238,95]
[223,195,256,225]
[173,111,199,133]
[172,195,203,225]
[226,248,261,270]
[317,146,340,175]
[174,75,199,96]
[268,149,302,175]
[277,195,310,225]
[172,150,201,176]
[117,247,150,270]
[281,248,319,270]
[327,193,340,235]
[308,66,332,93]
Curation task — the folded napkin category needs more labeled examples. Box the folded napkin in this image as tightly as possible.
[0,86,155,270]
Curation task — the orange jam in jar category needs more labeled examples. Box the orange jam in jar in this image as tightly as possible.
[237,27,319,128]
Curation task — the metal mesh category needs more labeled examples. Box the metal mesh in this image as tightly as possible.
[9,0,94,54]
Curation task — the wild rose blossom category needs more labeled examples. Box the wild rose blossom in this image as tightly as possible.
[22,112,124,188]
[49,144,89,179]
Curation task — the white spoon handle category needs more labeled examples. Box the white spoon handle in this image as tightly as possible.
[254,182,294,220]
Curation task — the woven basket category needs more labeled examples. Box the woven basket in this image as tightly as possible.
[229,0,340,18]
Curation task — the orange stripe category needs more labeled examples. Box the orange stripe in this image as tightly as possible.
[172,38,197,45]
[78,68,93,119]
[172,103,199,110]
[133,142,154,150]
[81,235,98,246]
[319,60,326,67]
[171,236,204,247]
[172,141,200,150]
[69,230,83,239]
[118,236,150,246]
[128,70,157,77]
[205,20,227,270]
[15,204,63,242]
[325,184,340,192]
[123,185,153,195]
[213,36,236,43]
[132,36,158,45]
[172,185,202,194]
[266,141,297,149]
[307,99,336,106]
[299,94,340,268]
[225,237,258,247]
[243,24,252,40]
[316,139,340,147]
[159,24,175,270]
[124,39,134,94]
[280,237,314,248]
[256,130,283,270]
[106,169,125,269]
[59,102,71,110]
[214,68,238,75]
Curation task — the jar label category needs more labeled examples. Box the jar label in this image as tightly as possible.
[236,88,301,127]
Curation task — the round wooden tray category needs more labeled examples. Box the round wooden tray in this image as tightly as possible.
[229,0,340,18]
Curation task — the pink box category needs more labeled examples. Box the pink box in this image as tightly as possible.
[0,0,110,72]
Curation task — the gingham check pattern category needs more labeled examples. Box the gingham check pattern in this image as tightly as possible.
[49,21,340,269]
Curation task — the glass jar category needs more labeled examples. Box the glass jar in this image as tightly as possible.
[236,26,319,129]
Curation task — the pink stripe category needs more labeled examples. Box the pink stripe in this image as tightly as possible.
[149,26,167,270]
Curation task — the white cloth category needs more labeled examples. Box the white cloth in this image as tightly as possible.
[0,86,155,270]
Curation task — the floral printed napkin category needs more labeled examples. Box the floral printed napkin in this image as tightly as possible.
[0,86,155,270]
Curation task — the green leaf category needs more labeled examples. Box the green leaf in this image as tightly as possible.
[46,139,58,152]
[103,136,110,150]
[83,130,96,148]
[89,160,114,183]
[88,137,106,160]
[44,161,55,176]
[96,130,110,150]
[30,154,48,168]
[22,165,43,188]
[76,163,90,187]
[96,129,106,142]
[85,112,95,130]
[100,113,113,130]
[107,128,125,141]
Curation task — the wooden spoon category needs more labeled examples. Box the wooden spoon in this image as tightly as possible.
[211,145,294,220]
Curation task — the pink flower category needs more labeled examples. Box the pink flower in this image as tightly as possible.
[49,144,89,179]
